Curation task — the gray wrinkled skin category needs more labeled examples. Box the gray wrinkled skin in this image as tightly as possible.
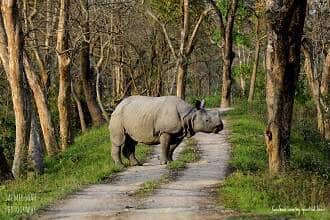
[109,96,223,165]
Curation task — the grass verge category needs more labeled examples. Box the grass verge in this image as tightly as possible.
[0,125,152,219]
[221,100,330,220]
[135,138,200,197]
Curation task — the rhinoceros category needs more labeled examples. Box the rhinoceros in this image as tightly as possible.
[109,96,223,166]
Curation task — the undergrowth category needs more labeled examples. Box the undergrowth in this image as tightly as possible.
[221,100,330,220]
[0,125,152,219]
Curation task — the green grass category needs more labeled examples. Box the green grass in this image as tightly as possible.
[0,126,152,219]
[134,174,171,197]
[221,100,330,220]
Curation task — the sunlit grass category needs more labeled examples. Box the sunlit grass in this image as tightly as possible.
[220,100,330,220]
[0,125,152,219]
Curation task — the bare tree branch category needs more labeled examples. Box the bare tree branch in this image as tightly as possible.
[208,0,225,40]
[186,7,212,56]
[144,6,177,59]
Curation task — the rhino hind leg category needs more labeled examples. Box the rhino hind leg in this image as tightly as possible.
[160,133,171,165]
[122,136,141,166]
[168,143,179,161]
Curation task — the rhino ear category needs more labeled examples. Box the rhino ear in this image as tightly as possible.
[195,100,202,110]
[194,99,205,110]
[200,99,205,109]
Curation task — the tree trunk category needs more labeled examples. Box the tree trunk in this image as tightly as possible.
[145,0,210,100]
[264,0,307,174]
[23,54,59,156]
[321,47,330,140]
[71,82,87,133]
[28,107,44,174]
[56,0,71,150]
[22,0,50,91]
[209,0,238,108]
[0,148,14,181]
[239,75,246,96]
[221,50,233,107]
[176,59,188,99]
[248,40,260,102]
[176,0,189,100]
[43,0,56,91]
[302,40,330,140]
[114,46,124,97]
[80,42,105,126]
[96,68,110,122]
[1,0,31,178]
[80,0,104,126]
[112,11,125,98]
[248,18,261,102]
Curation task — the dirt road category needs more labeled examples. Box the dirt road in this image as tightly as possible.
[38,120,233,220]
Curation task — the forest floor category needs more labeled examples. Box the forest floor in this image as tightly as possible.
[37,119,236,220]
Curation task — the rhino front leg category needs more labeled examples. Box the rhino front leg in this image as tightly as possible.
[160,133,171,165]
[110,130,125,166]
[111,145,124,166]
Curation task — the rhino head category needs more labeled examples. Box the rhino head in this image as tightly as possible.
[192,100,223,134]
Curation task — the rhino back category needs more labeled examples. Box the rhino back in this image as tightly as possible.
[113,96,192,144]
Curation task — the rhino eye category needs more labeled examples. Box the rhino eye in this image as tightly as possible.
[206,119,209,122]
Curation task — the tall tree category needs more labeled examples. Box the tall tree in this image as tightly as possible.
[209,0,238,108]
[21,0,59,156]
[28,107,44,174]
[145,0,211,99]
[23,54,59,156]
[57,0,72,150]
[302,0,330,140]
[0,0,31,178]
[302,40,330,140]
[248,14,264,102]
[94,38,111,122]
[264,0,307,174]
[79,0,105,126]
[71,80,87,132]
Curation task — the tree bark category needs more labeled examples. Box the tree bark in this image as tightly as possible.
[176,0,189,99]
[23,54,59,156]
[221,54,233,107]
[177,0,188,100]
[239,75,246,96]
[248,18,261,102]
[95,65,110,122]
[176,59,188,99]
[264,0,307,174]
[22,0,50,91]
[1,0,31,178]
[56,0,71,150]
[71,81,87,133]
[28,107,44,174]
[209,0,238,108]
[321,46,330,140]
[80,0,104,126]
[302,40,330,140]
